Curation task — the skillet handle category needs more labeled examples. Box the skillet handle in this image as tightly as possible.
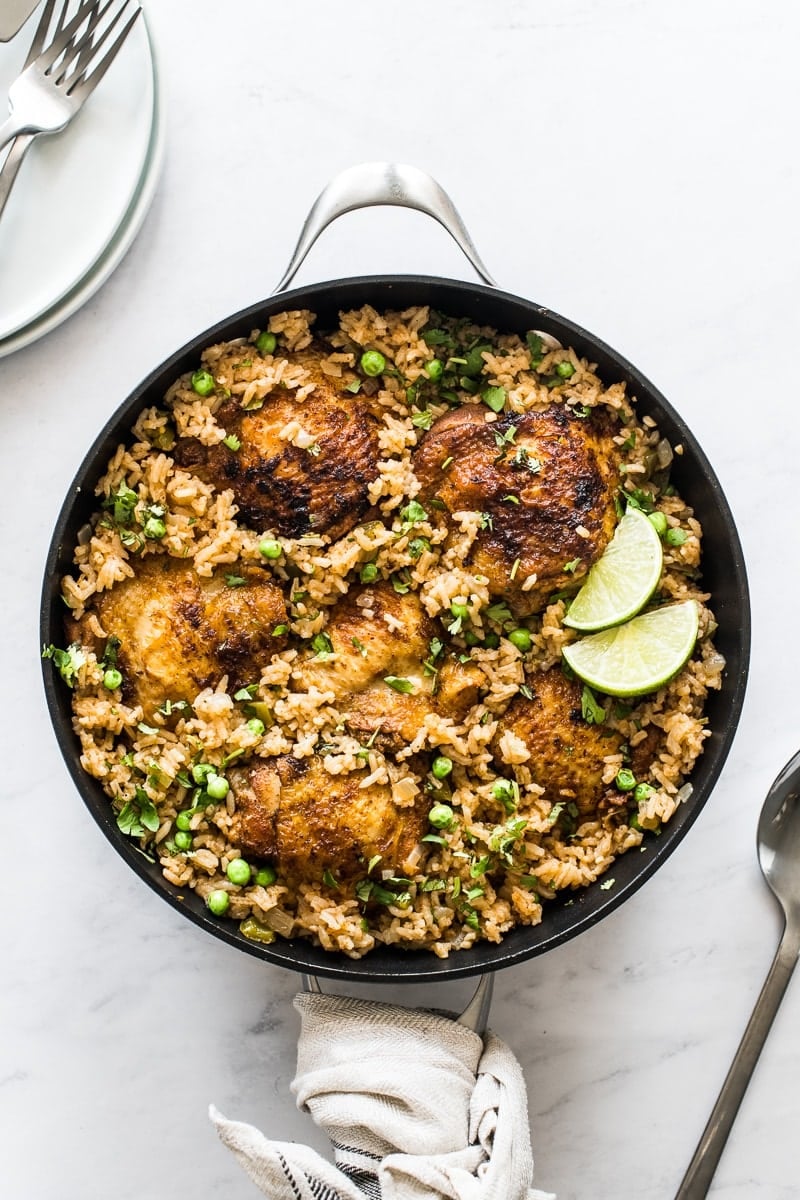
[300,971,495,1037]
[273,161,497,294]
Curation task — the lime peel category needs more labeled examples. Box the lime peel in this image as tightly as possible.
[563,506,663,632]
[562,600,699,697]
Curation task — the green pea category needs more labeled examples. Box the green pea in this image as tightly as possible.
[259,539,282,560]
[616,768,637,792]
[463,629,480,646]
[408,537,431,560]
[191,369,215,396]
[226,858,252,886]
[425,358,443,382]
[192,762,214,785]
[255,865,277,887]
[255,330,277,355]
[360,562,379,583]
[450,601,469,620]
[206,889,230,915]
[648,511,668,537]
[174,830,193,851]
[432,755,453,780]
[428,803,455,829]
[175,811,193,832]
[483,632,500,649]
[246,718,266,737]
[556,360,575,378]
[206,773,230,800]
[634,782,656,803]
[143,517,166,540]
[508,628,532,653]
[103,668,122,691]
[360,350,386,377]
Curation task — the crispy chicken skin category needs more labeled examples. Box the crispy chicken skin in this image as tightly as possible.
[494,669,623,817]
[414,404,621,615]
[229,756,427,883]
[174,349,381,540]
[68,557,287,719]
[294,582,484,751]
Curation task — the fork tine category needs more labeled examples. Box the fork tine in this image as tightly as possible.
[35,0,102,74]
[61,0,137,92]
[52,1,110,82]
[23,0,59,70]
[67,4,141,102]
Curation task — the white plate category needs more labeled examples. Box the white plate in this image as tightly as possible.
[0,5,161,347]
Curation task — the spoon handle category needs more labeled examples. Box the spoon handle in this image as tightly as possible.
[675,919,800,1199]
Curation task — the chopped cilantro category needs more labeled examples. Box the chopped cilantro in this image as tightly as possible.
[400,499,428,527]
[526,331,545,365]
[422,328,455,348]
[311,632,334,658]
[411,410,434,430]
[486,601,512,624]
[622,486,656,514]
[384,676,415,694]
[117,786,159,839]
[104,483,138,527]
[470,855,491,878]
[481,385,507,413]
[223,433,241,451]
[494,425,517,448]
[101,635,121,668]
[42,642,87,688]
[580,685,606,725]
[225,574,246,587]
[563,558,581,573]
[512,446,542,474]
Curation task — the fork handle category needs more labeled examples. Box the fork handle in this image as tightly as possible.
[0,134,35,222]
[0,114,32,155]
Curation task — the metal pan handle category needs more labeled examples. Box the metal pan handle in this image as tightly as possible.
[300,971,495,1037]
[273,161,497,294]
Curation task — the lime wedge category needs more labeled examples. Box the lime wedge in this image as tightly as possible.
[562,600,699,697]
[563,507,663,631]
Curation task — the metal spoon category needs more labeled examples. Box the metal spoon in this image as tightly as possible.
[676,750,800,1198]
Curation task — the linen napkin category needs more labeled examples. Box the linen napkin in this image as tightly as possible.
[210,991,555,1200]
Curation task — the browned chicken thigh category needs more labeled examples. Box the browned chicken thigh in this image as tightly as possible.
[174,348,382,539]
[414,404,621,614]
[493,669,622,817]
[69,557,287,719]
[230,755,427,883]
[294,582,484,751]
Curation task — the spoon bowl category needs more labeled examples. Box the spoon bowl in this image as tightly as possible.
[676,751,800,1198]
[757,748,800,922]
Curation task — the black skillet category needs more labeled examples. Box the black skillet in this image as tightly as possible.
[41,163,750,984]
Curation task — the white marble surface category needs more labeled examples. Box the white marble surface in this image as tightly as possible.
[1,1,798,1196]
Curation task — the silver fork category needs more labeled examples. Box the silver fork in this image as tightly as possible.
[0,0,141,222]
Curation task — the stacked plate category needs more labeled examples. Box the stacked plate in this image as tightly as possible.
[0,6,164,357]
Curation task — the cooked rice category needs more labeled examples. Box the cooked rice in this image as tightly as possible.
[55,305,724,958]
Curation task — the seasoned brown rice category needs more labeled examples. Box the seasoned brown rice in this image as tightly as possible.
[50,305,724,958]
